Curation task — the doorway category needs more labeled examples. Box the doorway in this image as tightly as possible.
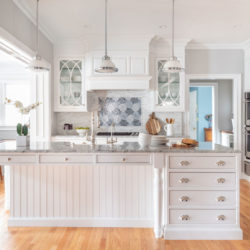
[189,86,213,143]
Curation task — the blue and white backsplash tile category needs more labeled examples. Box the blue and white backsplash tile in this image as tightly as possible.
[99,97,142,127]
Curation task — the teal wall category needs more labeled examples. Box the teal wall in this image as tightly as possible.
[190,87,212,142]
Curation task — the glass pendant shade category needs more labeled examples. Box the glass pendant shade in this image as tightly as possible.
[95,55,118,73]
[163,56,184,73]
[28,54,49,72]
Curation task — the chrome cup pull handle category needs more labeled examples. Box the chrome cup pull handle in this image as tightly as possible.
[179,196,190,202]
[217,196,226,202]
[65,157,69,162]
[217,178,226,184]
[180,161,190,167]
[179,178,190,183]
[217,215,226,221]
[216,161,226,166]
[179,215,190,221]
[122,158,126,162]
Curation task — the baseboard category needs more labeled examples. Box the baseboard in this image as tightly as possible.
[8,217,153,228]
[164,226,243,240]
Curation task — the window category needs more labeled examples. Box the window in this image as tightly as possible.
[0,81,31,126]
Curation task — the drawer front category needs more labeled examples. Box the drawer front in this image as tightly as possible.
[170,209,236,224]
[169,190,236,207]
[169,156,235,169]
[96,154,151,164]
[39,154,93,164]
[0,155,36,164]
[169,173,235,188]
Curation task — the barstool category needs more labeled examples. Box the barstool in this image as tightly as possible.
[0,166,3,181]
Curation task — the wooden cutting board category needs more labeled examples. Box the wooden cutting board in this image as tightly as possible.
[146,112,161,135]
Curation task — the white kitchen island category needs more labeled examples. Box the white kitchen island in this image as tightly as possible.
[0,141,243,240]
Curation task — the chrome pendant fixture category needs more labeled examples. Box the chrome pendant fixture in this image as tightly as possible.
[27,0,49,72]
[95,0,118,73]
[163,0,184,73]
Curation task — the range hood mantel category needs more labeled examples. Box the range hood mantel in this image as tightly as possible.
[87,75,152,90]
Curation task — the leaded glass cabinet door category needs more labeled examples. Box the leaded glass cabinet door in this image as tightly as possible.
[155,59,185,112]
[60,59,83,106]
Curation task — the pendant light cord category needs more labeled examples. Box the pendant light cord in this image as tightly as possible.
[105,0,108,57]
[172,0,175,58]
[36,0,39,56]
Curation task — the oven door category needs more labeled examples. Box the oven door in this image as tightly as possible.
[245,100,250,126]
[246,127,250,159]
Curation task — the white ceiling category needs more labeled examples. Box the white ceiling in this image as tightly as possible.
[14,0,250,44]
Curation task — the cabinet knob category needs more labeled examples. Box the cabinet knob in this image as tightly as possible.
[122,158,126,162]
[216,161,226,166]
[65,157,69,162]
[179,215,190,221]
[217,177,226,184]
[180,161,190,167]
[217,196,226,202]
[217,215,226,221]
[179,178,190,183]
[8,157,11,162]
[179,196,190,202]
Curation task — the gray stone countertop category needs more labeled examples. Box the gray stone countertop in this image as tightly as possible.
[0,141,240,154]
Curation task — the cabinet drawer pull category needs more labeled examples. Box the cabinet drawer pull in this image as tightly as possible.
[122,158,126,162]
[179,215,190,221]
[217,215,226,221]
[217,177,226,184]
[217,196,226,202]
[180,161,190,166]
[179,178,190,183]
[179,196,190,202]
[65,157,69,162]
[7,157,11,162]
[216,161,226,166]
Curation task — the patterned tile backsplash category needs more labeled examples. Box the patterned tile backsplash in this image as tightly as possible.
[99,97,142,127]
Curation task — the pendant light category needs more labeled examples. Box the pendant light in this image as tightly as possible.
[95,0,118,73]
[163,0,184,73]
[27,0,49,72]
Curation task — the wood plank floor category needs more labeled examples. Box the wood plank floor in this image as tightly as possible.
[0,180,250,250]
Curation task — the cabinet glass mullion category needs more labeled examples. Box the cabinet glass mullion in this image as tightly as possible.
[59,59,83,106]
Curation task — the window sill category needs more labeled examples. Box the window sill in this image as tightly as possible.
[0,126,16,131]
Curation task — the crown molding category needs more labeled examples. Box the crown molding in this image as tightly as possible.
[13,0,55,44]
[186,42,244,50]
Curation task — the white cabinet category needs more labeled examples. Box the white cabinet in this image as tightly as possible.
[153,59,185,112]
[54,57,87,112]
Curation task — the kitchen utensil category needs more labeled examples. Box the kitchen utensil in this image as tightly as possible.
[182,138,199,146]
[146,112,161,135]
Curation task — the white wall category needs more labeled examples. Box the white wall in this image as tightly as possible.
[185,49,244,75]
[0,0,54,139]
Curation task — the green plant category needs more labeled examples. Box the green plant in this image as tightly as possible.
[75,127,90,130]
[22,125,28,136]
[17,123,22,136]
[16,123,29,136]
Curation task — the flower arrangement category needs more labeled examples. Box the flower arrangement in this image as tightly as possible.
[5,98,42,146]
[205,114,212,128]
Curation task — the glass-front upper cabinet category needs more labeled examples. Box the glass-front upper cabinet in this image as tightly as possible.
[54,58,86,112]
[154,59,185,112]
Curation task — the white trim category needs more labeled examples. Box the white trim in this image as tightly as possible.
[12,0,55,44]
[164,226,242,240]
[8,218,153,228]
[0,126,16,131]
[185,74,242,152]
[189,82,219,144]
[186,43,244,50]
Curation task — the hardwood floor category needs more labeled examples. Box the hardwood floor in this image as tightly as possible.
[0,180,250,250]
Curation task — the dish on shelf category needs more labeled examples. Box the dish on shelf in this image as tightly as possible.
[72,75,81,83]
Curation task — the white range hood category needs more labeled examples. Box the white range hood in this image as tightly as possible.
[87,75,152,91]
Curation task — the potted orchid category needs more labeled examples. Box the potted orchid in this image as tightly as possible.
[5,98,42,147]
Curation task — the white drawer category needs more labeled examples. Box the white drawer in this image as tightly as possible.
[39,154,93,164]
[0,155,36,164]
[169,190,236,207]
[169,209,236,224]
[96,154,151,164]
[169,156,235,169]
[169,173,235,188]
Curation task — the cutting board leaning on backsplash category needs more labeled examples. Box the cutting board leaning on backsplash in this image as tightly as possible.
[146,112,161,135]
